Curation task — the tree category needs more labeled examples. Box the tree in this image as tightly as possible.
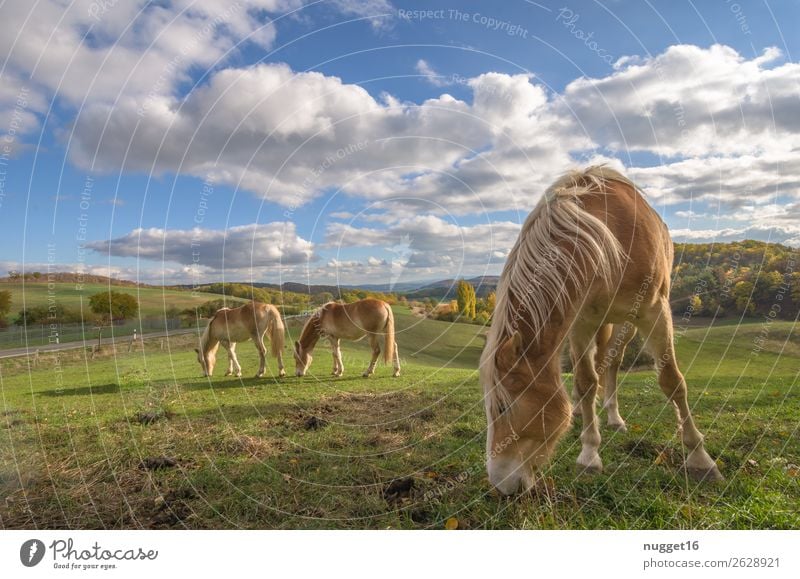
[0,289,10,327]
[485,291,496,315]
[456,280,476,319]
[0,290,11,317]
[314,291,335,305]
[88,291,139,323]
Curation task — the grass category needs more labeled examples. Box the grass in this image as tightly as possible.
[0,282,246,349]
[0,307,798,529]
[1,282,246,321]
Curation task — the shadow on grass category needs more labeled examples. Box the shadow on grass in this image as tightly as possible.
[39,383,121,397]
[182,374,374,392]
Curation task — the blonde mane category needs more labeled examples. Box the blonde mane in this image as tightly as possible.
[482,165,631,420]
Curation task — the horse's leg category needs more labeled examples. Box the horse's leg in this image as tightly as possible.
[254,334,267,378]
[392,342,400,377]
[600,323,636,432]
[329,337,343,376]
[573,324,612,418]
[363,334,380,377]
[571,326,604,474]
[224,342,234,376]
[224,342,242,377]
[570,342,583,418]
[276,347,286,378]
[636,298,723,481]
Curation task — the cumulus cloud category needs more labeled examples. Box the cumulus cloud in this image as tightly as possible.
[563,44,800,157]
[68,63,585,214]
[86,222,314,270]
[325,215,520,270]
[672,224,800,247]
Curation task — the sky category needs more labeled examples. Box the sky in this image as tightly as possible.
[1,0,799,287]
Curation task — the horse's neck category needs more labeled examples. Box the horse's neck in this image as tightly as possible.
[519,309,572,366]
[201,327,220,355]
[299,318,321,351]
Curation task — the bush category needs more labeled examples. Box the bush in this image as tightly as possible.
[14,304,84,326]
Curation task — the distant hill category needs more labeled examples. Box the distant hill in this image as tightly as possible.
[0,272,147,287]
[404,276,500,299]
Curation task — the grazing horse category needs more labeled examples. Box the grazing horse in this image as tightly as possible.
[570,322,639,433]
[294,298,400,378]
[195,301,286,378]
[481,166,722,494]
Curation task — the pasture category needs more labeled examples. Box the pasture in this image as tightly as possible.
[0,282,245,321]
[0,307,798,529]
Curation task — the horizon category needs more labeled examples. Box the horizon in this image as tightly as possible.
[2,1,800,285]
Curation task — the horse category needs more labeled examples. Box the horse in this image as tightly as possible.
[480,165,722,495]
[570,322,639,432]
[195,301,286,378]
[293,298,401,378]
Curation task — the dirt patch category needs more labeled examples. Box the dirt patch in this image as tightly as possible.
[150,488,198,528]
[134,410,172,425]
[303,415,329,431]
[216,434,284,458]
[383,477,415,503]
[622,440,678,466]
[139,457,178,471]
[313,391,425,426]
[417,408,436,422]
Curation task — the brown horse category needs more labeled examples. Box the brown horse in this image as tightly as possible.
[481,166,722,494]
[195,301,286,378]
[570,322,639,432]
[294,298,400,378]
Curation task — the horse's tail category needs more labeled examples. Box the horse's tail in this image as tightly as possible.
[383,303,395,364]
[267,306,285,358]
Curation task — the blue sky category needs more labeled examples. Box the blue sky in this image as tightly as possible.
[1,0,799,285]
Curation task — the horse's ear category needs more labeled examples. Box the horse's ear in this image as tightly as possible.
[294,340,300,350]
[497,331,524,366]
[194,348,199,354]
[510,331,523,357]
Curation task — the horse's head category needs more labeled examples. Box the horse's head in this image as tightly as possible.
[294,341,313,376]
[482,331,571,495]
[195,347,216,377]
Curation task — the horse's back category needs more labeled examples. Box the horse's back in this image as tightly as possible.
[580,179,672,323]
[323,299,389,336]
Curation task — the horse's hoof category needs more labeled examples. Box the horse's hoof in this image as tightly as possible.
[392,372,400,377]
[607,422,628,433]
[361,372,371,378]
[686,465,724,482]
[254,373,263,378]
[576,463,603,476]
[279,371,286,378]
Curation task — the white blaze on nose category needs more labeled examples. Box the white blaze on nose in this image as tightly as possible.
[487,456,534,495]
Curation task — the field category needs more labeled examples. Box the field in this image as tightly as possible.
[0,282,245,349]
[0,307,798,529]
[0,282,245,320]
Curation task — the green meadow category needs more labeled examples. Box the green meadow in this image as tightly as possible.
[0,282,245,321]
[0,307,798,529]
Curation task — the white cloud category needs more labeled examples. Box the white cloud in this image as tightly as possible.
[86,222,314,270]
[326,0,395,31]
[326,215,520,271]
[563,44,800,157]
[69,64,579,214]
[672,224,800,247]
[415,59,450,87]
